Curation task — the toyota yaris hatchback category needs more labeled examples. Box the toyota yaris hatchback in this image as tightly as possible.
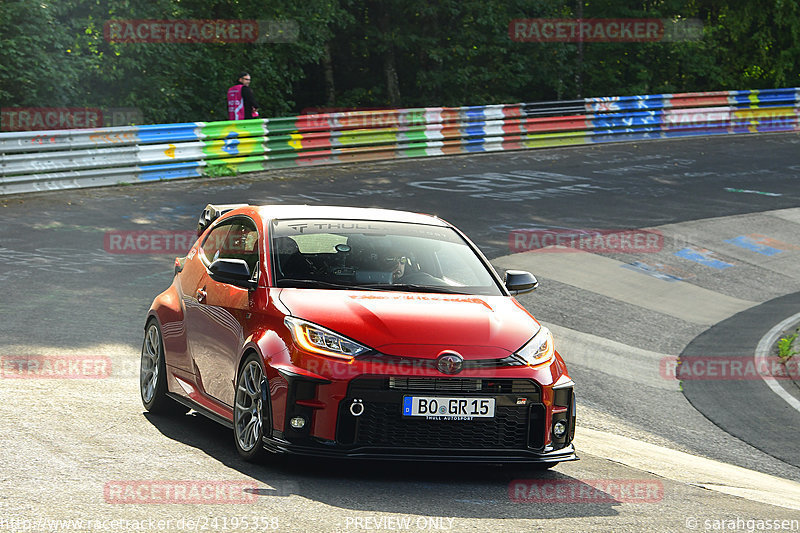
[141,204,576,465]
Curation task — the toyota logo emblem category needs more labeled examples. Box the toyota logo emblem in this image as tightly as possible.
[436,351,464,374]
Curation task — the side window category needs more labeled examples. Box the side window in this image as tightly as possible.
[201,224,232,264]
[201,218,260,278]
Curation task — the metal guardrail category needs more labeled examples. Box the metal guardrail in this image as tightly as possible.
[1,88,798,195]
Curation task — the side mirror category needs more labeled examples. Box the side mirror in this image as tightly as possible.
[209,258,257,290]
[505,270,539,295]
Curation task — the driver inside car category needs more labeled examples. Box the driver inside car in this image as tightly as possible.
[347,236,421,285]
[384,254,410,282]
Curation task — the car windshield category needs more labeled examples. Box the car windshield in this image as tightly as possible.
[270,219,503,296]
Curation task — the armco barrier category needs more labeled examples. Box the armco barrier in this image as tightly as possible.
[1,88,798,195]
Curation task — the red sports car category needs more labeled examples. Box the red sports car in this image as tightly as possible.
[141,204,576,465]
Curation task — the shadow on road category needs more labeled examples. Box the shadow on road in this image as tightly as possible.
[144,410,623,520]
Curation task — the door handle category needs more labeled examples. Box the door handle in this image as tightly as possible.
[196,287,207,303]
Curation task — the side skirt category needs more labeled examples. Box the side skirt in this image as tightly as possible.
[167,392,234,429]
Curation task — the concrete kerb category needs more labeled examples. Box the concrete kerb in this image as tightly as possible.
[776,318,800,393]
[756,311,800,412]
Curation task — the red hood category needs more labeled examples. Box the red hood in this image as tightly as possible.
[276,289,538,359]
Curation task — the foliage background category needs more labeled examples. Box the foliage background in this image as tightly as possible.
[1,0,798,125]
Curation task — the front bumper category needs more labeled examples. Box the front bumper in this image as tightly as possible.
[264,375,577,464]
[261,437,577,463]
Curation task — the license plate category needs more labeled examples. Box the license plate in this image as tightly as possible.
[402,396,495,419]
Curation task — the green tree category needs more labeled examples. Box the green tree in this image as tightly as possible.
[0,1,94,106]
[2,0,799,127]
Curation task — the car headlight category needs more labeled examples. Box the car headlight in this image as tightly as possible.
[513,326,555,367]
[284,317,370,361]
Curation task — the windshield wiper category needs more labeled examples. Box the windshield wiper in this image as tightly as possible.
[277,278,467,294]
[360,283,464,294]
[276,279,367,290]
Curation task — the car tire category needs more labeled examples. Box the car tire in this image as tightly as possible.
[234,353,268,461]
[140,319,185,414]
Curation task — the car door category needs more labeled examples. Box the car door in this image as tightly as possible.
[185,217,260,407]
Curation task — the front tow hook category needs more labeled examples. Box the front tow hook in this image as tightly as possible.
[349,399,365,417]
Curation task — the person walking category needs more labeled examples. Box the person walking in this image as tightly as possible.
[227,72,259,120]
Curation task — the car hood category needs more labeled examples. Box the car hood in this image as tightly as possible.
[277,289,539,359]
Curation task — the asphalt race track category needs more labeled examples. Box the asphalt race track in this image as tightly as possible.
[1,132,800,532]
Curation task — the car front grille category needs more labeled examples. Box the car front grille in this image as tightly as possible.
[353,402,529,449]
[388,377,482,392]
[336,377,545,450]
[373,377,539,395]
